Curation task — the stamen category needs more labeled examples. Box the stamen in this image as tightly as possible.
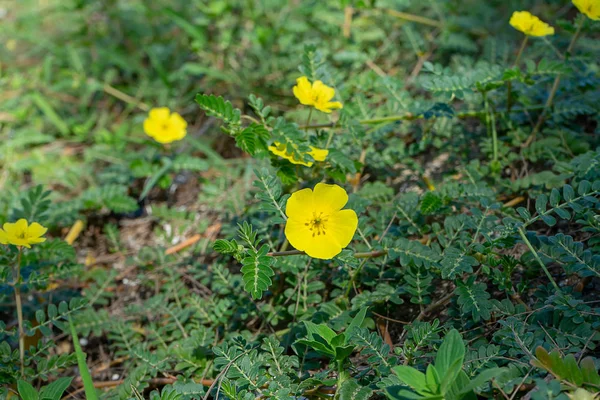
[306,211,329,237]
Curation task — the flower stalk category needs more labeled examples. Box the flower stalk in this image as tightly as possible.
[13,247,25,377]
[507,35,529,113]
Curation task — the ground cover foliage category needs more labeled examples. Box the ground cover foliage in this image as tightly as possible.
[1,0,600,399]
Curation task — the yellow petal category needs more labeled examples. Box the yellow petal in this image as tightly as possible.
[12,219,28,235]
[312,183,349,214]
[327,101,343,110]
[143,118,161,138]
[28,222,48,238]
[573,0,600,20]
[27,237,46,245]
[284,218,343,259]
[269,142,313,167]
[0,229,8,244]
[327,209,358,249]
[169,112,188,137]
[312,81,336,102]
[148,107,170,121]
[285,187,315,220]
[509,11,554,37]
[293,76,315,106]
[308,147,329,162]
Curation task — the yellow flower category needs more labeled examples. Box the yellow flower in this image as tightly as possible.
[509,11,555,37]
[0,219,47,248]
[573,0,600,20]
[143,107,187,144]
[284,183,358,260]
[268,142,328,167]
[293,76,343,113]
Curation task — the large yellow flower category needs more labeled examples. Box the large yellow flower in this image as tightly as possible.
[0,219,47,248]
[509,11,555,37]
[284,183,358,260]
[573,0,600,20]
[143,107,187,144]
[293,76,343,113]
[268,142,328,167]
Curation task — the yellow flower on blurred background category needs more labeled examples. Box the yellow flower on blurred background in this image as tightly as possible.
[510,11,555,36]
[0,219,47,248]
[573,0,600,20]
[143,107,187,144]
[293,76,343,113]
[268,142,328,167]
[284,183,358,259]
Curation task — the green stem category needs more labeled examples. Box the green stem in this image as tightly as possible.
[524,18,584,147]
[507,35,528,113]
[13,247,24,377]
[304,108,313,133]
[518,227,560,292]
[335,360,351,399]
[325,129,336,149]
[513,35,529,67]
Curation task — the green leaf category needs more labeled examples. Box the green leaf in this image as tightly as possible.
[392,365,428,393]
[69,316,98,400]
[420,192,442,215]
[434,330,465,379]
[304,321,337,344]
[425,365,441,395]
[195,94,241,126]
[456,368,506,396]
[18,380,39,400]
[39,377,73,400]
[345,307,367,340]
[31,92,69,136]
[140,158,173,200]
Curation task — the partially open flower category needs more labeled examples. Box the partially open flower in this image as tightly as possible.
[268,142,328,167]
[284,183,358,259]
[143,107,187,144]
[510,11,555,37]
[293,77,343,113]
[0,219,47,248]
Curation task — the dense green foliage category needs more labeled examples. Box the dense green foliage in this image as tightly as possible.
[1,0,599,399]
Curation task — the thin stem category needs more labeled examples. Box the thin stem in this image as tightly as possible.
[523,19,584,147]
[513,36,529,67]
[304,108,313,133]
[507,36,528,113]
[325,129,336,149]
[13,247,24,377]
[490,99,499,163]
[518,228,560,292]
[383,8,443,28]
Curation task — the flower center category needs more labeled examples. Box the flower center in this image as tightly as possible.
[17,231,27,239]
[305,212,329,237]
[161,122,170,131]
